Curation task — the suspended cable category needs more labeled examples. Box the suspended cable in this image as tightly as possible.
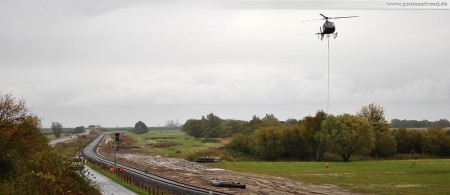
[327,35,330,114]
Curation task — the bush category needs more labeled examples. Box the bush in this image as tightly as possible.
[73,126,85,134]
[422,128,450,157]
[199,138,221,143]
[132,121,148,134]
[226,134,252,155]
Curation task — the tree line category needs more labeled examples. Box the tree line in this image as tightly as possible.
[50,122,86,137]
[0,94,99,194]
[182,103,450,161]
[390,118,450,128]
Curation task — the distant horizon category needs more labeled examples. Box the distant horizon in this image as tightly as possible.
[37,115,450,129]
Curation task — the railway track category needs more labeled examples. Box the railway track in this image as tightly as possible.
[82,133,232,195]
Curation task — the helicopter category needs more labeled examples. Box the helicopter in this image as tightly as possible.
[302,14,358,40]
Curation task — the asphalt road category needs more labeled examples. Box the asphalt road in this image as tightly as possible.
[49,131,90,145]
[84,165,136,195]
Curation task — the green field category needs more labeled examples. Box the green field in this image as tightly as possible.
[128,133,226,159]
[212,159,450,195]
[148,126,182,131]
[126,132,450,194]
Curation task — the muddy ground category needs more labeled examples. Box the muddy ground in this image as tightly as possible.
[98,135,357,195]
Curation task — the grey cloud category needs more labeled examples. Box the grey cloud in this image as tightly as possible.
[0,1,449,127]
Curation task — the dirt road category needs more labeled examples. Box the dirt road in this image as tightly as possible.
[99,135,357,195]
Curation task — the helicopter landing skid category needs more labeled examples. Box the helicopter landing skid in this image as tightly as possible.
[322,33,338,41]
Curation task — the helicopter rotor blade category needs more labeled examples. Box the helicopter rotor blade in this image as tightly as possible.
[301,15,358,22]
[328,16,359,19]
[301,18,325,22]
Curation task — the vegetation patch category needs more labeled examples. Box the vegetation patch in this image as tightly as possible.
[145,141,181,148]
[213,159,450,195]
[198,138,222,143]
[144,136,175,140]
[186,148,253,162]
[184,105,450,162]
[148,126,181,131]
[127,132,227,158]
[0,94,99,194]
[114,134,136,149]
[53,134,98,158]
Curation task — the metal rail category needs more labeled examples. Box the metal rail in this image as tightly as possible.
[82,134,232,195]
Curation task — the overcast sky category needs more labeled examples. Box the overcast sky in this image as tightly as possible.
[1,0,449,127]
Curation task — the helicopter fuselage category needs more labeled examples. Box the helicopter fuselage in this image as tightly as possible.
[322,20,336,34]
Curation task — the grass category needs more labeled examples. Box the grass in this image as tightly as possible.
[86,162,148,195]
[148,126,182,131]
[128,132,226,158]
[212,159,450,195]
[125,132,450,194]
[52,134,98,157]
